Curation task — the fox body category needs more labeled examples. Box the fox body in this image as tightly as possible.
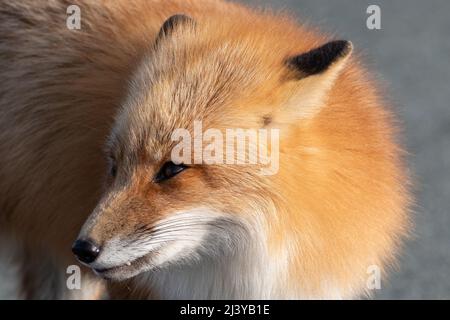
[0,0,410,299]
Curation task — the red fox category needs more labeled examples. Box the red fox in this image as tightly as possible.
[0,0,411,299]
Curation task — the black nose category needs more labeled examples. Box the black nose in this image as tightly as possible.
[72,239,100,264]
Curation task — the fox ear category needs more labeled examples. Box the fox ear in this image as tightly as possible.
[281,40,353,120]
[287,40,353,78]
[156,14,195,43]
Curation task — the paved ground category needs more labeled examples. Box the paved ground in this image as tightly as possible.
[1,0,449,299]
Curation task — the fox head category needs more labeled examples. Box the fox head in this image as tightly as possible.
[73,12,352,279]
[73,12,407,298]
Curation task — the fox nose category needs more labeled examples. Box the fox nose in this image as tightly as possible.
[72,239,100,264]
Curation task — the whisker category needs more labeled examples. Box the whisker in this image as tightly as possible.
[151,217,217,231]
[131,220,241,244]
[150,223,215,235]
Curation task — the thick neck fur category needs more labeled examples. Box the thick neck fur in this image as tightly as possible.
[134,216,290,299]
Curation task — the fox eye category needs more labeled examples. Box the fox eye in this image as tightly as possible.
[154,161,187,183]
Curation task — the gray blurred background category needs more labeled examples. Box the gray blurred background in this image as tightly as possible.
[1,0,449,299]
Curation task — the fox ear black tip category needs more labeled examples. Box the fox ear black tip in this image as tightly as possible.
[287,40,353,77]
[157,14,196,40]
[339,40,353,56]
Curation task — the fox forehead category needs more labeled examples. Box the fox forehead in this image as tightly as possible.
[110,34,287,163]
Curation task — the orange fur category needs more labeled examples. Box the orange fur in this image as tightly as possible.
[0,0,411,299]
